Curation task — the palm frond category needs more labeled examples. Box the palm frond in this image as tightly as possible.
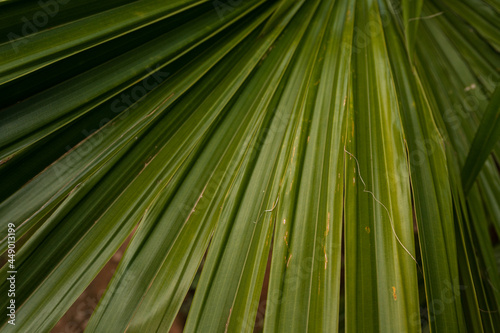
[0,0,499,332]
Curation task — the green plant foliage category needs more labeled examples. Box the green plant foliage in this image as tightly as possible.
[0,0,499,332]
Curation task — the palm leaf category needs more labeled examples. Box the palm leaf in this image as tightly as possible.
[1,0,499,332]
[462,84,500,194]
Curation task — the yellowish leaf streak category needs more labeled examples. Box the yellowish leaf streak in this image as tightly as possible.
[224,307,232,333]
[324,246,328,270]
[325,212,330,237]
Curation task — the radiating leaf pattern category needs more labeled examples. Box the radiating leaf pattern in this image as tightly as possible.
[0,0,499,332]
